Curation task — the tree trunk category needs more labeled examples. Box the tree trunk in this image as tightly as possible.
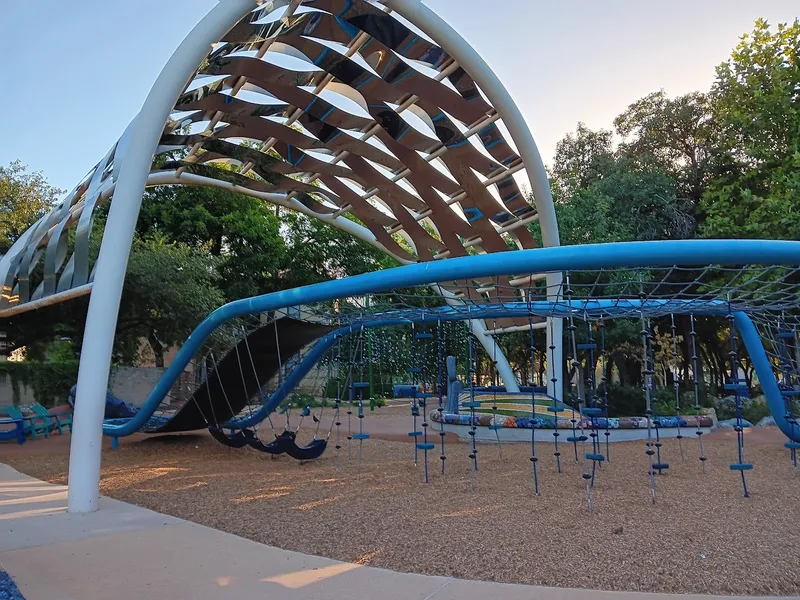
[148,330,165,368]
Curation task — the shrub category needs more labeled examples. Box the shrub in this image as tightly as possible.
[0,361,79,408]
[742,397,771,424]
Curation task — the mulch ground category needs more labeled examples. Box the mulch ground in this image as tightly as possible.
[3,422,799,596]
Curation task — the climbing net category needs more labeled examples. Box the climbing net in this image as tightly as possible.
[120,250,800,510]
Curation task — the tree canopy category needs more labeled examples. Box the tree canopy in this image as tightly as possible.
[3,18,798,397]
[0,160,62,251]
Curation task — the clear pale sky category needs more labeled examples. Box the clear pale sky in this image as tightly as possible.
[1,0,797,193]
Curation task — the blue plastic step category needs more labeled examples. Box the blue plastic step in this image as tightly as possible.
[785,442,800,450]
[777,331,796,339]
[416,442,435,450]
[353,433,370,440]
[408,367,421,373]
[566,436,587,443]
[652,463,669,470]
[577,343,598,350]
[781,390,800,396]
[585,453,605,462]
[582,408,603,417]
[547,406,562,413]
[352,382,370,388]
[415,332,434,339]
[729,463,753,471]
[462,401,483,408]
[408,431,422,437]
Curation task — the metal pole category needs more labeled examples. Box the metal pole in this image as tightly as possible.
[366,294,374,407]
[66,0,256,513]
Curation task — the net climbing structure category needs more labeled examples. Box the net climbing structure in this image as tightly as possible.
[1,0,799,514]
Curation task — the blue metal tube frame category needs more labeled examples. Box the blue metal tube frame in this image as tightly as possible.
[102,239,800,438]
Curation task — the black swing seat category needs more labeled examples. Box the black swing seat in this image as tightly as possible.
[208,426,250,449]
[244,429,297,455]
[209,426,295,455]
[284,438,329,460]
[208,426,327,460]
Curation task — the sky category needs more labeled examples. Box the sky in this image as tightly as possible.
[1,0,798,193]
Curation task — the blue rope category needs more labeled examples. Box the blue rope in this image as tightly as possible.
[690,315,708,472]
[600,319,611,462]
[419,322,431,484]
[549,319,562,473]
[437,319,446,474]
[727,306,751,497]
[468,326,478,488]
[529,318,540,496]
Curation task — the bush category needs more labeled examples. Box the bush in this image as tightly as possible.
[0,361,79,408]
[595,383,707,417]
[714,395,771,423]
[743,397,771,424]
[597,382,644,417]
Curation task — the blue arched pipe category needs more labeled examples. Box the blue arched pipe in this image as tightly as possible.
[101,239,800,438]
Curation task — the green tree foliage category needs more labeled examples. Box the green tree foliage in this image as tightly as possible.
[278,211,396,288]
[136,186,286,299]
[615,91,716,203]
[116,236,225,367]
[544,123,693,246]
[701,19,800,239]
[0,161,62,251]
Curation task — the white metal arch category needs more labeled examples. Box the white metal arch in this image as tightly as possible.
[16,0,565,512]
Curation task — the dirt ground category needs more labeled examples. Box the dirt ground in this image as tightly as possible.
[2,418,799,596]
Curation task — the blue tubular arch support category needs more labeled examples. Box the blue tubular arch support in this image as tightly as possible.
[103,239,800,437]
[734,312,798,442]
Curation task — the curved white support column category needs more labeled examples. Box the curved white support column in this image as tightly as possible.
[67,0,258,513]
[383,0,563,399]
[438,287,520,392]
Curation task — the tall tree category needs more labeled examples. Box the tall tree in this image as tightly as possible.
[136,185,286,299]
[701,19,800,239]
[115,236,225,367]
[615,90,715,205]
[0,161,62,251]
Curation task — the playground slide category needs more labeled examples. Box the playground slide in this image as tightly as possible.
[150,318,333,433]
[68,385,138,419]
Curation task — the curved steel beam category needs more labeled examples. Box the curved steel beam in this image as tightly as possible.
[101,239,800,439]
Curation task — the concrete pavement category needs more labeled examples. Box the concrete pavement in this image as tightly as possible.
[0,463,789,600]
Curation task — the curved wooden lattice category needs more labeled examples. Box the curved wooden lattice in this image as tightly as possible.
[1,0,547,318]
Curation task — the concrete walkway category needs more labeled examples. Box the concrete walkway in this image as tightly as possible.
[0,464,788,600]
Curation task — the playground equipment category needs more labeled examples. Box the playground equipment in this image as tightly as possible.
[55,239,800,513]
[1,0,800,520]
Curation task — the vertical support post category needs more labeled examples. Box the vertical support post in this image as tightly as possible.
[66,0,256,513]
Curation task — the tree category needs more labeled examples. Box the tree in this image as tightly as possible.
[539,124,693,246]
[615,91,716,205]
[278,211,396,288]
[136,185,287,299]
[700,19,800,239]
[549,123,615,201]
[115,236,225,367]
[0,161,62,251]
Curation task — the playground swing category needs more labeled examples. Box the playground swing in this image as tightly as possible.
[207,319,329,461]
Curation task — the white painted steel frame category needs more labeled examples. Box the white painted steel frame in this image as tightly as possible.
[67,0,563,512]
